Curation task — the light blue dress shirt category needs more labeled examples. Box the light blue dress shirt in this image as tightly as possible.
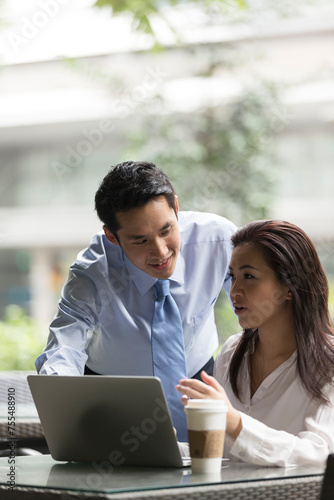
[35,211,237,377]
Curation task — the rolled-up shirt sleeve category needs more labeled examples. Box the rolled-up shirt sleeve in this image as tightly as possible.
[35,268,99,375]
[230,406,333,467]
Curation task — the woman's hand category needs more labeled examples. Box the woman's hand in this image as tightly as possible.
[176,371,243,440]
[176,370,225,401]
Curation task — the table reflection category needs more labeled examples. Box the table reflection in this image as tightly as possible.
[0,455,324,495]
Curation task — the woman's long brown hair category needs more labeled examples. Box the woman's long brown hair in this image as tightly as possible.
[229,219,334,404]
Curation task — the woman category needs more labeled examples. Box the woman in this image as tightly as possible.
[176,220,334,467]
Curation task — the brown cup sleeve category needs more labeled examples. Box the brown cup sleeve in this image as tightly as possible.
[188,430,225,459]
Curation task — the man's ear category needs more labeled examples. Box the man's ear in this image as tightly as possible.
[174,195,179,216]
[103,225,120,246]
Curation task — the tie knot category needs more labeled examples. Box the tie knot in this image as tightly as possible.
[154,279,170,299]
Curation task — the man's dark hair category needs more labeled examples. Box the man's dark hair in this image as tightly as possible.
[95,161,176,234]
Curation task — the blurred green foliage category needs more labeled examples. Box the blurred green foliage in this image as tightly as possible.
[94,0,247,36]
[124,82,281,226]
[0,305,46,371]
[215,293,240,346]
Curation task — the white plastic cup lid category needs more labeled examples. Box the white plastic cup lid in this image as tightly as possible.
[186,399,228,410]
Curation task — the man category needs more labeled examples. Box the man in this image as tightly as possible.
[36,161,236,440]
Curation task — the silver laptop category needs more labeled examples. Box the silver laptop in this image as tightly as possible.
[28,375,190,467]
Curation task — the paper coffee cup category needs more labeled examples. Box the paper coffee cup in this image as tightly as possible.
[185,399,228,474]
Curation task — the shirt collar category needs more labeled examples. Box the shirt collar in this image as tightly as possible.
[123,251,185,296]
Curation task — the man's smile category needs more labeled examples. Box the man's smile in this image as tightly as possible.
[149,256,173,270]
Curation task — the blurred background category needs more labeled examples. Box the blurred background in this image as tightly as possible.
[0,0,333,370]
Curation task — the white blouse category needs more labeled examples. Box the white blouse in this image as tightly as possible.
[214,332,334,467]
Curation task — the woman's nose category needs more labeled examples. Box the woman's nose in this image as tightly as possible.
[230,280,242,299]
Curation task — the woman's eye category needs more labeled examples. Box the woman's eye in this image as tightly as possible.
[244,274,254,279]
[228,273,235,280]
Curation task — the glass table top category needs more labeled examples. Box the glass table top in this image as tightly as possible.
[0,455,324,495]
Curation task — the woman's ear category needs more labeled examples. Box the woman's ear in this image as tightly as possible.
[286,289,293,300]
[103,225,120,246]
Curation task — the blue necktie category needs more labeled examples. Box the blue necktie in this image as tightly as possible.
[151,279,187,441]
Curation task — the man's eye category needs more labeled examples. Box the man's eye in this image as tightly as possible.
[133,240,146,245]
[162,227,172,236]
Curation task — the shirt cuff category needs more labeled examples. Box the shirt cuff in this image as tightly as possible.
[228,413,312,467]
[229,413,265,463]
[177,441,190,458]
